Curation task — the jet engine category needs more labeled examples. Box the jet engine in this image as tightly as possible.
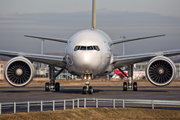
[146,56,176,86]
[4,57,34,87]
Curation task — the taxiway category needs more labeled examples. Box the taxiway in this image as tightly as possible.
[0,86,180,103]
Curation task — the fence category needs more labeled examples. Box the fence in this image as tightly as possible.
[1,98,180,114]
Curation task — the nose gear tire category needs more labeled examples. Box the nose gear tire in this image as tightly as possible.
[88,86,93,94]
[83,86,87,94]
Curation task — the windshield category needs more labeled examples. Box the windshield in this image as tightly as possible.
[74,46,100,51]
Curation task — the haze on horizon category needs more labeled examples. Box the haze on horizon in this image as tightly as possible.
[1,0,180,18]
[0,0,180,56]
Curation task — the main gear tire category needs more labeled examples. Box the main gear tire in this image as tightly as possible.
[55,82,60,92]
[123,82,127,91]
[45,82,50,91]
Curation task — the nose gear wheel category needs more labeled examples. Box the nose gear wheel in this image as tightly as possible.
[82,74,94,94]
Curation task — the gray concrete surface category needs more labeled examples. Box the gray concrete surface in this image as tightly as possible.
[0,86,180,103]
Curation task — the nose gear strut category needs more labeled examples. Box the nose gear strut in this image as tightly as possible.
[82,74,93,94]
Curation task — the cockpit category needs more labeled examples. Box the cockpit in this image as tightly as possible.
[74,46,100,51]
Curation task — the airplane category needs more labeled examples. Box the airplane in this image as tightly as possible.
[0,0,180,94]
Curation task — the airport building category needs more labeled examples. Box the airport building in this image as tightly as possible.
[35,67,77,79]
[56,69,77,79]
[34,63,77,79]
[0,61,7,80]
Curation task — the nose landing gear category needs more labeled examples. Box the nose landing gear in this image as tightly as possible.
[82,75,93,94]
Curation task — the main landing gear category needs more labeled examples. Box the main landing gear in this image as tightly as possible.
[45,66,64,92]
[123,82,137,91]
[119,65,138,91]
[82,75,93,94]
[45,82,60,92]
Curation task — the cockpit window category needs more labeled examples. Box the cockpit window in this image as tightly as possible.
[80,46,86,50]
[74,46,80,51]
[74,46,100,51]
[93,46,100,51]
[87,46,93,50]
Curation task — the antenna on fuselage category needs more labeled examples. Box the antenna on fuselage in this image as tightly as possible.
[91,0,96,30]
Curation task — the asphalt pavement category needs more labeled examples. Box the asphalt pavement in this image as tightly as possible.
[0,86,180,103]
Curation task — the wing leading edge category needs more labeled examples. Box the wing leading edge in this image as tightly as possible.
[0,50,66,68]
[111,34,165,45]
[24,35,68,43]
[113,49,180,68]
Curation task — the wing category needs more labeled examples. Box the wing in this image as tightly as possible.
[24,35,68,43]
[111,34,165,45]
[0,50,66,68]
[113,49,180,68]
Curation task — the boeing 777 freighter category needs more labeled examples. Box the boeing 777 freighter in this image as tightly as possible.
[0,0,179,94]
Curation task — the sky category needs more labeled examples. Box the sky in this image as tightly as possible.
[0,0,180,18]
[0,0,180,56]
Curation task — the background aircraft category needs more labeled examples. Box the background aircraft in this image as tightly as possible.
[0,0,180,94]
[114,69,128,79]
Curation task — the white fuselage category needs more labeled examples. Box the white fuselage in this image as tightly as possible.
[65,29,114,76]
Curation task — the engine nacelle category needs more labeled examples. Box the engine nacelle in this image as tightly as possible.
[146,56,176,86]
[4,57,34,87]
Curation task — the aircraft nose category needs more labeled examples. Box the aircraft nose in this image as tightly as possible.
[73,51,101,72]
[77,52,95,67]
[81,53,92,66]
